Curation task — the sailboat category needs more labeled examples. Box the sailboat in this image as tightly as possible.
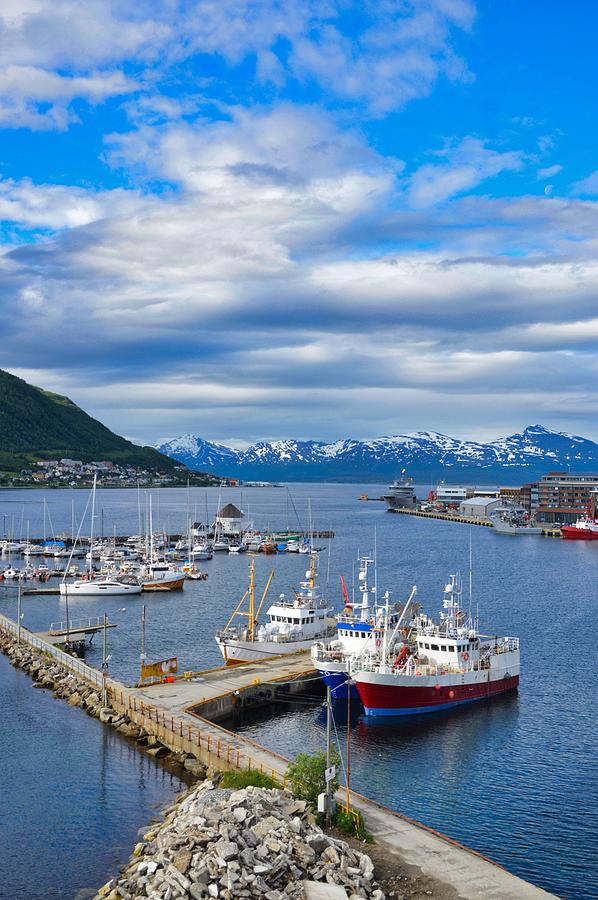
[59,475,142,597]
[138,496,185,591]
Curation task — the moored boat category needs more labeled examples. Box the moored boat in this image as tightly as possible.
[352,574,520,717]
[311,555,417,701]
[216,552,334,665]
[561,516,598,540]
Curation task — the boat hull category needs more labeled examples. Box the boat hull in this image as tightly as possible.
[356,671,519,717]
[59,581,142,596]
[561,526,598,540]
[142,575,185,591]
[317,668,360,701]
[217,636,323,665]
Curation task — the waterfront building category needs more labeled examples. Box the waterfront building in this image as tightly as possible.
[459,497,503,518]
[435,484,468,503]
[214,503,246,536]
[536,472,598,523]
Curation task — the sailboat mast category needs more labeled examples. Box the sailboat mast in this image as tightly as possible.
[149,495,154,566]
[248,560,255,640]
[89,472,97,577]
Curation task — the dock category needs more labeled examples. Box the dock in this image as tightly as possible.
[0,611,555,900]
[134,651,319,722]
[387,506,562,536]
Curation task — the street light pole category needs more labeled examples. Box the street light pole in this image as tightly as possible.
[326,685,332,826]
[17,578,21,644]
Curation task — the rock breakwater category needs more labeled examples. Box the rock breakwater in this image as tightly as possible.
[0,629,204,778]
[97,779,384,900]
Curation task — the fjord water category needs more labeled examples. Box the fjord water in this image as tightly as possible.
[0,651,185,900]
[1,484,597,899]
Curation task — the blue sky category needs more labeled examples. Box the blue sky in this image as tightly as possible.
[1,0,598,446]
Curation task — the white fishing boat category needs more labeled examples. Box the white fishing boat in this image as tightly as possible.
[352,574,520,717]
[138,496,185,591]
[216,551,335,665]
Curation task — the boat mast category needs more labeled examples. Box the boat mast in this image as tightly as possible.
[89,472,97,578]
[248,559,255,640]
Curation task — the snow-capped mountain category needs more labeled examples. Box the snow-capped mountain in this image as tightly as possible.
[156,426,598,483]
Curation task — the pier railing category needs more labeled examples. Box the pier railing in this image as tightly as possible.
[0,610,288,785]
[106,683,288,788]
[0,612,104,688]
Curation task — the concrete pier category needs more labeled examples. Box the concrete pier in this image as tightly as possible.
[387,506,562,536]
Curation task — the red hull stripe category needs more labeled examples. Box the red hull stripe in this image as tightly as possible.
[357,675,519,717]
[561,528,598,540]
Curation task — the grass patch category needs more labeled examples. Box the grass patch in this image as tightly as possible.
[334,807,374,843]
[219,770,280,790]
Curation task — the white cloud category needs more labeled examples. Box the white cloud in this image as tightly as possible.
[573,170,598,196]
[0,65,135,129]
[406,137,525,207]
[0,177,149,229]
[0,0,476,130]
[537,164,562,179]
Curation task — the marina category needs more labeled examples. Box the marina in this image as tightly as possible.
[0,483,596,899]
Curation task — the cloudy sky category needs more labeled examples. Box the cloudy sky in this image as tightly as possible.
[1,0,598,446]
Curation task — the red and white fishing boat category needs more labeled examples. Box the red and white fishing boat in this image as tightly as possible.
[352,574,520,717]
[561,510,598,540]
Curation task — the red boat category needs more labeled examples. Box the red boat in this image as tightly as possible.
[561,516,598,540]
[352,575,520,717]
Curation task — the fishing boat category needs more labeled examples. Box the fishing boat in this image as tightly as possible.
[352,574,520,717]
[216,552,334,665]
[311,555,417,700]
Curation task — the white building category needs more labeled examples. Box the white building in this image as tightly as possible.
[214,503,246,536]
[436,484,469,503]
[459,497,503,518]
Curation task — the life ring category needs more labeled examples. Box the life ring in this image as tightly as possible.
[462,651,470,661]
[375,638,382,648]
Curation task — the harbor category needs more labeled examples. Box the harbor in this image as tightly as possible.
[0,483,596,899]
[0,613,554,899]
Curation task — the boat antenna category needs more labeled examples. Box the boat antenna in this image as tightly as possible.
[373,527,378,604]
[468,528,473,620]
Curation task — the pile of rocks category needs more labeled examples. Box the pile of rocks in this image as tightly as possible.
[97,780,384,900]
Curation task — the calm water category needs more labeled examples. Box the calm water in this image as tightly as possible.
[1,484,597,899]
[0,652,185,900]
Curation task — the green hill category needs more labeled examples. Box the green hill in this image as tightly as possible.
[0,369,180,473]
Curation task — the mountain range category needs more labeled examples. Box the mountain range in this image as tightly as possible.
[0,368,181,474]
[156,426,598,483]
